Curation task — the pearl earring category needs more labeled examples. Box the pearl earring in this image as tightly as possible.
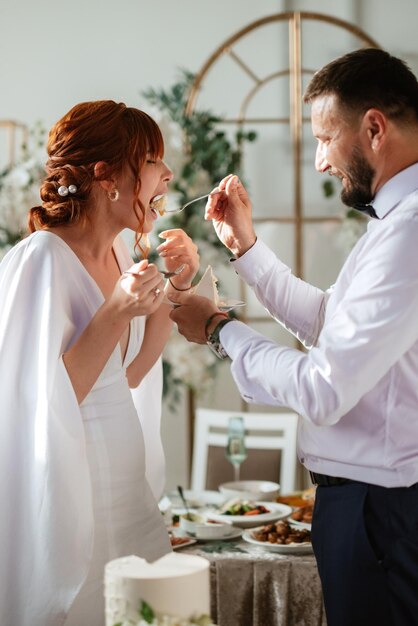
[108,188,120,202]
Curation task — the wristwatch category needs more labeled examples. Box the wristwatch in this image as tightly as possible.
[207,318,233,360]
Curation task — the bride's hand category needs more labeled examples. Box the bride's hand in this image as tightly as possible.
[113,260,165,318]
[157,228,200,290]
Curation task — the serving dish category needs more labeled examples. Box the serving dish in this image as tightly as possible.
[242,529,313,554]
[219,480,279,501]
[173,526,242,542]
[289,504,314,530]
[179,513,234,540]
[169,535,197,550]
[208,501,292,529]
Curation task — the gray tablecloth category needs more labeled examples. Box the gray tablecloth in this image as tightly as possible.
[182,539,327,626]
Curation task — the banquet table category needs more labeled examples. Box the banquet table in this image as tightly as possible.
[181,538,327,626]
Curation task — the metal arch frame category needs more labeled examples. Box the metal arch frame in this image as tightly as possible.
[236,68,315,125]
[186,11,379,117]
[183,12,380,469]
[184,11,379,280]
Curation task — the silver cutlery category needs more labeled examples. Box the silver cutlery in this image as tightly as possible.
[177,485,193,521]
[165,189,222,213]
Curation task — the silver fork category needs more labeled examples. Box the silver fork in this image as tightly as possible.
[123,263,186,279]
[165,189,222,213]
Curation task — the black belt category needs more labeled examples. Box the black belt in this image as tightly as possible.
[309,471,357,486]
[310,471,418,489]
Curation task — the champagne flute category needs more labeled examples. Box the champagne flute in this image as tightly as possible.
[225,416,247,482]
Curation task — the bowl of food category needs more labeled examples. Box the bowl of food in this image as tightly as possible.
[219,480,280,501]
[179,513,234,540]
[209,499,292,528]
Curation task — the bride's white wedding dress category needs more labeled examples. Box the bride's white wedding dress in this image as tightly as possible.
[0,231,170,626]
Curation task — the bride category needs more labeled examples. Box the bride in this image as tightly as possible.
[0,100,200,626]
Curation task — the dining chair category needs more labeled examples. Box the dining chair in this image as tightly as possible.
[190,408,299,494]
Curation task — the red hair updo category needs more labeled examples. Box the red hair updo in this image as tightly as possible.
[28,100,164,251]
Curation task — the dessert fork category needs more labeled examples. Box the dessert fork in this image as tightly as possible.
[165,189,221,213]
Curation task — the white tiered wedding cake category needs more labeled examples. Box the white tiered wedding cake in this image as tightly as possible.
[105,552,216,626]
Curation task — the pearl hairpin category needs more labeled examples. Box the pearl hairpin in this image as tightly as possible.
[58,184,78,197]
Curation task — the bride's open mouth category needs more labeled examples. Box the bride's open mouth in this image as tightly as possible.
[150,194,167,216]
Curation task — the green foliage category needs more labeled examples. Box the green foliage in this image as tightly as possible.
[322,179,335,198]
[142,70,257,245]
[162,358,183,410]
[0,121,46,254]
[346,207,365,219]
[140,599,155,623]
[192,616,214,626]
[0,227,25,248]
[142,71,257,403]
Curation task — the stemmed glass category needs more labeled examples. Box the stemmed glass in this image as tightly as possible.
[225,416,247,482]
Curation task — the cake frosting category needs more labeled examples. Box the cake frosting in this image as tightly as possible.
[105,553,211,626]
[150,194,167,216]
[192,265,219,304]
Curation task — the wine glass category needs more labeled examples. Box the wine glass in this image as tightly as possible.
[225,416,247,482]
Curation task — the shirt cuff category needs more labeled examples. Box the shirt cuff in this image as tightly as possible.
[231,238,290,286]
[219,319,263,359]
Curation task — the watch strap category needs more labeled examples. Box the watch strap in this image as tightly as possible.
[207,318,232,360]
[204,311,229,341]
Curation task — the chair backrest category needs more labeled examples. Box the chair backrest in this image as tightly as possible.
[191,408,299,494]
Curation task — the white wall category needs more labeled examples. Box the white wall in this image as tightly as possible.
[0,0,286,130]
[3,0,418,129]
[2,0,418,491]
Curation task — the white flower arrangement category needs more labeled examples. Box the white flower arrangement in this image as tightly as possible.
[0,122,46,258]
[163,330,218,396]
[142,73,257,408]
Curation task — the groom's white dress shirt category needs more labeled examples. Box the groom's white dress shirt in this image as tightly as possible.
[220,162,418,487]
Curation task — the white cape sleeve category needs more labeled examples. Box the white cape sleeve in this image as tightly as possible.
[0,235,93,626]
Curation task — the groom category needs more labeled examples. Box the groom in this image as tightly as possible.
[169,47,418,626]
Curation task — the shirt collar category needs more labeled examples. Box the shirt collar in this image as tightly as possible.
[373,162,418,219]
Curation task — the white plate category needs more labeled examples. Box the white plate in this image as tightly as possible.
[208,501,292,528]
[173,527,242,542]
[218,298,246,312]
[242,529,313,554]
[288,517,312,531]
[164,297,245,313]
[219,480,279,501]
[288,505,313,530]
[167,490,226,509]
[170,535,197,550]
